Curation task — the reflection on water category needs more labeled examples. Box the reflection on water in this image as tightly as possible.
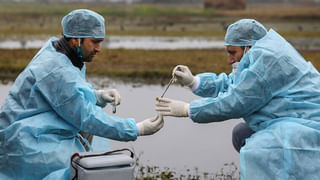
[105,36,225,50]
[0,36,225,50]
[0,36,319,50]
[0,77,242,174]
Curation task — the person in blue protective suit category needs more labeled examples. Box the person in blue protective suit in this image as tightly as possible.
[0,9,164,180]
[156,19,320,179]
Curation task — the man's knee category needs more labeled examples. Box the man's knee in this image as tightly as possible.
[232,122,255,153]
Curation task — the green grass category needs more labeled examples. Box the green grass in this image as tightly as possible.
[0,3,212,17]
[0,2,319,38]
[134,151,240,180]
[1,49,320,84]
[0,2,319,18]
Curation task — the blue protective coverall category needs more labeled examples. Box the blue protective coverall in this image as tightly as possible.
[0,37,138,180]
[189,29,320,179]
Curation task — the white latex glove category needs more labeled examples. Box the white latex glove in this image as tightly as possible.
[137,115,164,136]
[172,65,195,87]
[155,97,189,117]
[95,89,121,108]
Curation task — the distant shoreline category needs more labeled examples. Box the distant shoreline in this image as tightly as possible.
[0,3,319,39]
[1,49,319,84]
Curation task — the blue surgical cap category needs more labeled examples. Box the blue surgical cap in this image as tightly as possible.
[62,9,105,38]
[225,19,267,46]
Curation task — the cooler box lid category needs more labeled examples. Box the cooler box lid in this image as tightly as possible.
[75,153,134,169]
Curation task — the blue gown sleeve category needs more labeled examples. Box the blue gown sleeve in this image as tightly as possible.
[189,49,281,123]
[36,67,138,141]
[193,72,233,98]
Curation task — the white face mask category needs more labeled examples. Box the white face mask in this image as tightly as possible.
[232,46,249,78]
[232,61,239,78]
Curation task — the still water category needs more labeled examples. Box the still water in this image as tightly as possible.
[1,36,320,50]
[0,36,225,50]
[0,78,242,175]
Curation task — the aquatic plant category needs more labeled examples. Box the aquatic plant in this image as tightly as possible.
[134,151,240,180]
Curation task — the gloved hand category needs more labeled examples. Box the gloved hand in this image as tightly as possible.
[95,89,121,108]
[155,97,189,117]
[172,65,195,88]
[137,115,164,136]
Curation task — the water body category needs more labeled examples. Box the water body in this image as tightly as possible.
[104,36,225,50]
[0,78,242,175]
[0,36,225,50]
[0,36,319,50]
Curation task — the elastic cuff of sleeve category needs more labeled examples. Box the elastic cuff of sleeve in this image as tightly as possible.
[190,76,200,92]
[185,103,190,117]
[136,124,141,136]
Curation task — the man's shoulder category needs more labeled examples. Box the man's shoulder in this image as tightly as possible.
[27,51,78,83]
[254,29,289,51]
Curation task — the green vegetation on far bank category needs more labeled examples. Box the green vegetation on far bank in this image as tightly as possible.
[1,49,320,84]
[0,2,319,19]
[0,2,319,39]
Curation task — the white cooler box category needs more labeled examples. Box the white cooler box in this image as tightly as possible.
[70,149,135,180]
